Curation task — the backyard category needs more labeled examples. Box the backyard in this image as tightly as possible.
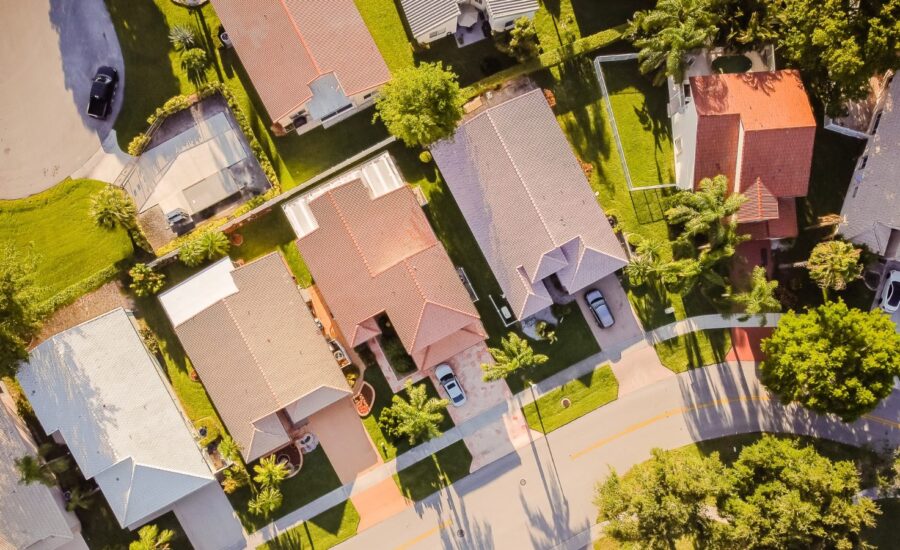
[523,365,618,433]
[228,209,311,286]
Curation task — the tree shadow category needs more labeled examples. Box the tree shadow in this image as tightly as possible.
[570,0,654,36]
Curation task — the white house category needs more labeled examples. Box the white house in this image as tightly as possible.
[399,0,539,44]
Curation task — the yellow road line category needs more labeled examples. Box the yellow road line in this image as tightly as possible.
[394,519,453,550]
[864,413,900,429]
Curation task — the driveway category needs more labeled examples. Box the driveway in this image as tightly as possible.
[574,274,644,354]
[0,0,124,198]
[171,482,245,550]
[307,397,379,484]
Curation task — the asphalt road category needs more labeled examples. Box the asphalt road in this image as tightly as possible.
[335,361,900,550]
[0,0,123,198]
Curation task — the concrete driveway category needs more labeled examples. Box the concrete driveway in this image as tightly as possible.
[0,0,124,198]
[574,274,644,352]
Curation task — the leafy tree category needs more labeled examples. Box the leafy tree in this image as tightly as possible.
[0,252,40,378]
[89,186,151,252]
[218,435,242,462]
[253,455,289,488]
[627,0,721,84]
[481,332,549,382]
[497,17,540,62]
[168,24,196,51]
[382,380,448,445]
[807,240,863,299]
[130,524,175,550]
[374,62,464,147]
[129,263,166,297]
[664,175,747,247]
[595,448,728,548]
[181,47,208,83]
[179,231,230,267]
[732,266,781,319]
[248,486,283,518]
[714,436,878,548]
[760,300,900,421]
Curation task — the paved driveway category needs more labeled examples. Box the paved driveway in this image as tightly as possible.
[0,0,123,198]
[574,274,644,354]
[171,482,245,550]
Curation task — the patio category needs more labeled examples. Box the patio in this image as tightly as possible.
[454,9,488,47]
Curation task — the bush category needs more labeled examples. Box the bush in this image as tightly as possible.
[168,24,196,51]
[381,338,416,374]
[127,133,151,156]
[377,406,401,440]
[496,17,540,63]
[128,263,165,297]
[138,326,160,356]
[419,150,433,163]
[179,230,230,267]
[181,47,208,74]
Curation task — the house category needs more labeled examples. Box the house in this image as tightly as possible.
[0,386,87,550]
[17,309,218,532]
[668,63,816,241]
[431,88,628,322]
[211,0,390,135]
[839,77,900,257]
[159,253,354,463]
[285,153,486,372]
[399,0,539,44]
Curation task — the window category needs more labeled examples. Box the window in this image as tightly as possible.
[683,83,692,103]
[872,112,883,133]
[505,20,515,28]
[859,155,869,170]
[428,29,443,38]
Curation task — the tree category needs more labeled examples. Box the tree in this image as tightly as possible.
[382,380,448,445]
[374,62,464,147]
[0,251,40,378]
[497,17,540,62]
[760,300,900,421]
[624,235,665,287]
[732,266,781,319]
[253,455,289,488]
[129,524,175,550]
[807,240,863,299]
[168,24,196,51]
[65,486,95,512]
[89,186,150,252]
[15,446,69,487]
[129,263,166,297]
[179,230,230,267]
[181,47,208,83]
[595,448,728,548]
[248,486,283,518]
[664,175,746,248]
[714,436,878,548]
[627,0,721,85]
[481,332,549,382]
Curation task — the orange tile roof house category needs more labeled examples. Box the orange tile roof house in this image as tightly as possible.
[159,253,351,462]
[285,153,486,371]
[669,69,816,240]
[431,89,628,321]
[211,0,390,135]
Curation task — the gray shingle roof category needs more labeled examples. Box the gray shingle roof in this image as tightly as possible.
[399,0,460,38]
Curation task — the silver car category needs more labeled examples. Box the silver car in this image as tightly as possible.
[585,289,615,328]
[435,364,466,407]
[882,270,900,313]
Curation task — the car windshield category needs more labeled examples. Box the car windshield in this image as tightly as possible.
[889,282,900,306]
[452,394,465,403]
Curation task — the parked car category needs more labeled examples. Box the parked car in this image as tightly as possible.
[86,66,118,119]
[165,209,189,227]
[881,270,900,313]
[585,289,615,328]
[435,363,466,407]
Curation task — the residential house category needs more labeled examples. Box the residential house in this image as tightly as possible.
[285,153,486,372]
[212,0,391,134]
[840,77,900,257]
[0,386,87,550]
[668,61,816,242]
[159,253,355,463]
[431,88,628,322]
[399,0,539,44]
[17,309,238,547]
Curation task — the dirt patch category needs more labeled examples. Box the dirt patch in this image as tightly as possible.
[32,281,134,347]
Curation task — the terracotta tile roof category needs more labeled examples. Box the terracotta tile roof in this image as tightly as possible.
[161,254,350,462]
[211,0,391,123]
[738,198,799,240]
[737,178,779,223]
[296,180,485,370]
[736,126,816,197]
[431,89,627,319]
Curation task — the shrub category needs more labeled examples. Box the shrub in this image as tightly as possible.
[127,133,151,156]
[419,150,433,163]
[381,338,415,374]
[168,24,196,51]
[377,406,401,440]
[128,263,165,297]
[179,230,230,267]
[496,17,540,63]
[138,326,160,356]
[181,48,209,81]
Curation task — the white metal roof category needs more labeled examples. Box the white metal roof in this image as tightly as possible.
[158,258,238,327]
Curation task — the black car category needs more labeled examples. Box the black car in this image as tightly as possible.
[585,289,615,328]
[86,66,118,119]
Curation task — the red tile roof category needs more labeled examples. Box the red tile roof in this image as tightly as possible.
[737,178,779,223]
[738,198,799,240]
[211,0,391,123]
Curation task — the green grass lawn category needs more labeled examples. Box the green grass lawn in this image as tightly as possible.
[523,365,618,433]
[257,501,360,550]
[863,498,900,548]
[653,329,732,373]
[353,0,414,72]
[393,440,473,501]
[392,143,600,393]
[415,35,518,88]
[228,447,343,532]
[360,365,455,461]
[79,508,190,550]
[229,209,311,286]
[0,179,133,306]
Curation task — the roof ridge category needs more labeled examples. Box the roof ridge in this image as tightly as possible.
[485,109,557,250]
[221,299,281,406]
[326,190,375,277]
[411,301,480,351]
[276,0,323,76]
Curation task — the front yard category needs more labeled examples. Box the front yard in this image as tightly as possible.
[523,365,618,433]
[653,329,733,373]
[393,441,473,502]
[257,502,360,550]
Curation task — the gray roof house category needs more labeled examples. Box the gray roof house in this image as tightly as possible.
[399,0,539,44]
[431,88,628,321]
[839,77,900,257]
[159,253,351,463]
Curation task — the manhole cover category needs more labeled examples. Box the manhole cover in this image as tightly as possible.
[520,478,527,486]
[457,529,465,538]
[561,397,572,408]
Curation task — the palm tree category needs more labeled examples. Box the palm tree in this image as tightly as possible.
[388,380,448,445]
[482,332,549,382]
[628,0,721,84]
[65,486,96,512]
[732,266,781,321]
[129,524,175,550]
[180,231,230,267]
[624,235,664,287]
[217,435,242,462]
[664,175,747,247]
[15,452,69,487]
[248,486,283,518]
[253,455,289,488]
[807,240,863,299]
[89,186,151,252]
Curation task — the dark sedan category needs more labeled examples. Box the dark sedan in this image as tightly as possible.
[86,66,118,119]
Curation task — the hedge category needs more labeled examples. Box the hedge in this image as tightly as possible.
[36,263,123,317]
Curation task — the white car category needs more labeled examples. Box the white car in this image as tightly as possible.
[882,270,900,313]
[435,364,466,407]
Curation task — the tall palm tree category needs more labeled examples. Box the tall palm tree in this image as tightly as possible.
[65,486,96,512]
[628,0,721,84]
[481,332,549,382]
[389,380,449,445]
[15,453,69,487]
[624,235,665,287]
[664,175,747,247]
[732,266,781,321]
[253,455,289,488]
[807,240,863,299]
[129,524,175,550]
[248,486,283,518]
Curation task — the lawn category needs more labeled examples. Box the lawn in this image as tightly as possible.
[392,143,600,393]
[523,365,618,433]
[415,35,517,88]
[653,329,732,373]
[79,508,189,550]
[535,0,651,50]
[0,179,133,308]
[257,501,359,550]
[360,365,455,461]
[229,209,311,286]
[353,0,414,72]
[228,447,343,532]
[393,440,473,501]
